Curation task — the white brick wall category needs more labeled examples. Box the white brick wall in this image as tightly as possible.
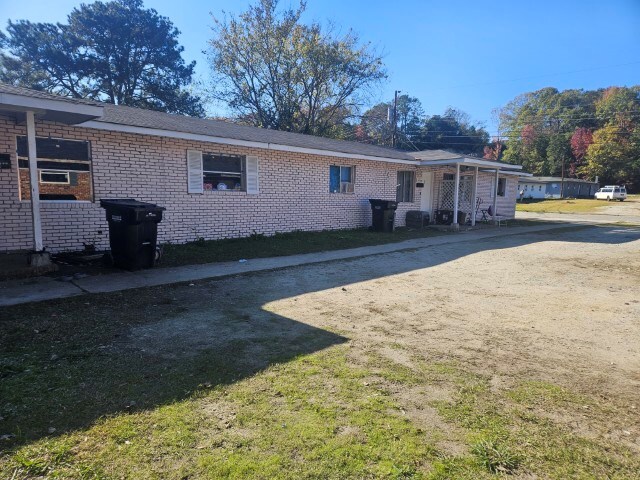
[0,115,425,252]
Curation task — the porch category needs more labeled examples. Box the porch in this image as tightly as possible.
[412,150,527,229]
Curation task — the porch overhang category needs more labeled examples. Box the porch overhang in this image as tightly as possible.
[417,157,523,172]
[0,91,104,125]
[0,87,103,256]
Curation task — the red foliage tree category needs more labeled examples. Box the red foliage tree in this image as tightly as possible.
[483,138,503,160]
[570,127,593,176]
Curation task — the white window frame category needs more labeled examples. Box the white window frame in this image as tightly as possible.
[330,165,355,194]
[39,169,70,185]
[202,152,246,192]
[16,136,92,202]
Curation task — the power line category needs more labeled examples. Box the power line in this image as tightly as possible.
[429,61,640,91]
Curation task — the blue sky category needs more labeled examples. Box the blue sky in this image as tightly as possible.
[1,0,639,133]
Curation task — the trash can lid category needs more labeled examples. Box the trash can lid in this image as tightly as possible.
[100,198,165,210]
[369,199,398,209]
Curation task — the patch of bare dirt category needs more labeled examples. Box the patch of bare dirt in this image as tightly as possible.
[123,225,640,456]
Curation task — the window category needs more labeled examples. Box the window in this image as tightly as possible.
[40,170,70,184]
[17,136,91,201]
[202,153,245,191]
[186,150,258,195]
[329,165,355,193]
[538,185,542,191]
[497,177,506,197]
[396,171,415,202]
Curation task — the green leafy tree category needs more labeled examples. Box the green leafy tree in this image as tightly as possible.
[499,86,640,190]
[583,124,640,190]
[595,86,640,127]
[358,94,423,147]
[415,109,489,155]
[545,133,572,177]
[1,0,204,116]
[207,0,386,136]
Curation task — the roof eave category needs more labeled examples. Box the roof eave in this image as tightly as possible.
[418,157,523,170]
[0,92,104,125]
[80,120,418,164]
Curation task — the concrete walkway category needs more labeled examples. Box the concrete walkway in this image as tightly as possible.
[0,223,582,307]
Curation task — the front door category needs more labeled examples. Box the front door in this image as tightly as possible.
[420,171,434,215]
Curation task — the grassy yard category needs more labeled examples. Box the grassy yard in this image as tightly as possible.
[516,198,610,214]
[159,227,449,267]
[516,195,640,214]
[159,221,547,268]
[2,242,639,480]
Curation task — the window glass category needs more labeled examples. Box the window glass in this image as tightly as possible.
[396,171,415,202]
[203,153,245,191]
[330,165,355,193]
[497,178,506,197]
[40,171,70,184]
[17,136,91,201]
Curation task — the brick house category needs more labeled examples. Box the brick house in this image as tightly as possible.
[0,84,523,254]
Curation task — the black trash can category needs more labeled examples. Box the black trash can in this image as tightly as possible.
[369,199,398,232]
[405,210,430,229]
[435,209,466,225]
[100,199,165,270]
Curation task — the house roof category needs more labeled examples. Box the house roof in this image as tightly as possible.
[0,83,416,162]
[523,176,598,184]
[0,83,103,107]
[0,83,526,169]
[410,149,464,161]
[92,103,416,161]
[408,149,523,171]
[0,83,104,124]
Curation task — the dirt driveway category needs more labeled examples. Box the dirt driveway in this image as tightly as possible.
[2,224,640,478]
[127,224,640,469]
[262,225,640,428]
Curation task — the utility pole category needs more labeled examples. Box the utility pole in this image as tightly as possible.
[392,90,400,148]
[561,155,565,198]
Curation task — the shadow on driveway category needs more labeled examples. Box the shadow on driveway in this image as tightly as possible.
[0,224,638,448]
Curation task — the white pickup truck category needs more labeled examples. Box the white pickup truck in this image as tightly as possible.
[594,185,627,201]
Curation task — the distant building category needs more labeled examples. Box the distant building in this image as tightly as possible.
[517,177,599,199]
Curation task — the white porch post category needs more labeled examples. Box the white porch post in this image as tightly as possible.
[26,111,43,252]
[452,163,460,227]
[492,168,499,224]
[471,166,478,226]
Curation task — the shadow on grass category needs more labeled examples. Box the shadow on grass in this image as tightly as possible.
[0,224,638,450]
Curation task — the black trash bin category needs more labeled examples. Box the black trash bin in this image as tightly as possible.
[100,199,165,270]
[369,199,398,232]
[435,209,466,225]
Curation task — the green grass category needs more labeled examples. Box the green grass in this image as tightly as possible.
[516,198,611,214]
[160,227,448,267]
[2,282,639,478]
